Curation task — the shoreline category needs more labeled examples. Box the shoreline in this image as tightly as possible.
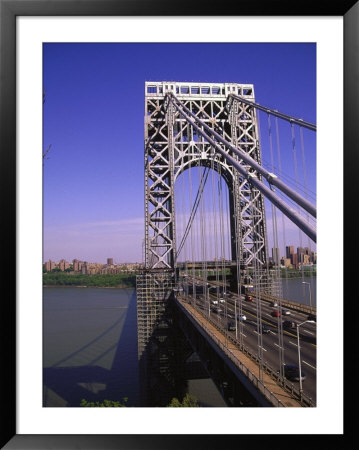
[43,285,134,289]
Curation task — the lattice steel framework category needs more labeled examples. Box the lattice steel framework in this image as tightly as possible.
[144,81,269,270]
[136,271,175,358]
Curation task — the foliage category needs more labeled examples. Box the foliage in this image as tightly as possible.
[43,272,136,288]
[279,268,316,278]
[64,264,73,273]
[79,394,199,407]
[80,398,128,407]
[167,394,199,407]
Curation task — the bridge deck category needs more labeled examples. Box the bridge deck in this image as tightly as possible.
[177,296,303,407]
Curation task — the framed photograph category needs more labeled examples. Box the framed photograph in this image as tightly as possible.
[1,1,356,448]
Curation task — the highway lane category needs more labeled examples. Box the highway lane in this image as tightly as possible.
[181,284,316,404]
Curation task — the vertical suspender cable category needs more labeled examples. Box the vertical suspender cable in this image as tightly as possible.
[300,127,315,306]
[269,113,284,374]
[224,168,230,323]
[188,124,196,307]
[253,107,263,380]
[291,124,305,301]
[211,154,219,304]
[218,163,226,322]
[218,165,225,289]
[275,117,289,305]
[232,100,241,343]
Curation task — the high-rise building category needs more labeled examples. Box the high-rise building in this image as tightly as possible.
[58,259,69,271]
[73,259,83,272]
[107,258,114,265]
[281,257,291,268]
[45,260,56,272]
[291,253,298,268]
[297,247,310,264]
[303,254,310,265]
[286,246,294,259]
[82,262,88,274]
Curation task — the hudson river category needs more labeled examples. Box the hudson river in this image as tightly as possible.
[43,287,227,407]
[43,277,315,407]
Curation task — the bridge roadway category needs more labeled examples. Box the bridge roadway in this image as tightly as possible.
[177,281,316,406]
[175,294,303,407]
[214,295,315,402]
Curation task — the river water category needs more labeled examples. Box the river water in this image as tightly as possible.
[43,287,140,407]
[43,287,227,407]
[280,276,316,306]
[43,277,316,407]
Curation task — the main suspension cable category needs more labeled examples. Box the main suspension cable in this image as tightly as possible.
[168,92,316,219]
[228,93,316,132]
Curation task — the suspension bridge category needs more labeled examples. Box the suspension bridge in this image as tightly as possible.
[137,81,316,407]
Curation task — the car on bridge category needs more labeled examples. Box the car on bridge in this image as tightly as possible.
[283,364,306,382]
[282,309,291,315]
[271,310,281,317]
[262,324,271,334]
[237,314,247,321]
[227,321,236,331]
[219,298,226,303]
[270,301,278,307]
[307,313,316,322]
[245,295,253,301]
[212,306,223,314]
[283,320,296,329]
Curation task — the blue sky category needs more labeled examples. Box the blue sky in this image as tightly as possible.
[43,43,316,264]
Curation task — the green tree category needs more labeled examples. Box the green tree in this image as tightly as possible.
[80,398,128,407]
[167,394,199,407]
[168,397,182,407]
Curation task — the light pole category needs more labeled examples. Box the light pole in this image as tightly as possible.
[296,320,315,401]
[302,281,312,308]
[206,283,210,317]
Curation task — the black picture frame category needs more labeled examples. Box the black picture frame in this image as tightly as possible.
[1,1,355,448]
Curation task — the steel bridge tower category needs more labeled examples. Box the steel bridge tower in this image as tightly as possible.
[144,81,268,270]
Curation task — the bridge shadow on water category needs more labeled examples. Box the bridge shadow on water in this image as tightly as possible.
[43,290,140,407]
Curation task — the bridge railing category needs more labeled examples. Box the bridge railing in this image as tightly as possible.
[255,292,317,315]
[176,295,315,407]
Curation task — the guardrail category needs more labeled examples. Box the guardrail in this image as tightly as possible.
[176,295,315,407]
[256,292,317,315]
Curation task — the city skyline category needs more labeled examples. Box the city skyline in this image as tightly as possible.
[43,43,316,263]
[43,243,316,267]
